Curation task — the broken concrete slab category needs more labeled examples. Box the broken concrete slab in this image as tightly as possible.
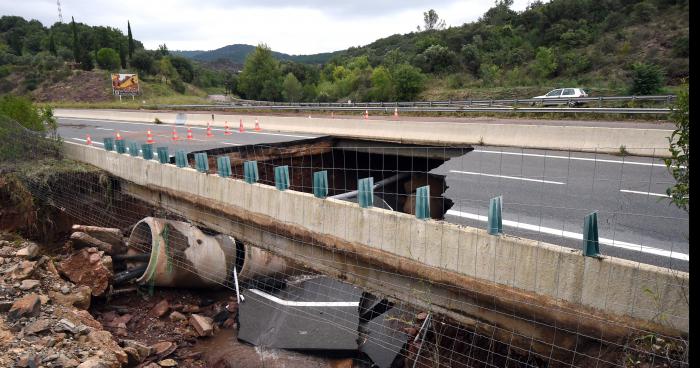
[189,314,214,337]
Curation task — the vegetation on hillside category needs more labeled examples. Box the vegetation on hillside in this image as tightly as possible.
[0,0,689,104]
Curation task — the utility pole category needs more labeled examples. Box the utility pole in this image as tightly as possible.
[57,0,63,23]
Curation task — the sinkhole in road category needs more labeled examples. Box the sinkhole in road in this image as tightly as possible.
[189,136,473,220]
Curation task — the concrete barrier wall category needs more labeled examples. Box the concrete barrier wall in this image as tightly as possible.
[62,141,688,334]
[56,109,673,157]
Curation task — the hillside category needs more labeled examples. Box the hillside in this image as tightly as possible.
[173,44,339,65]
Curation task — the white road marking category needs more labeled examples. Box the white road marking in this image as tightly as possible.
[58,117,316,139]
[71,137,104,146]
[473,149,670,168]
[620,189,670,198]
[446,209,688,261]
[95,127,113,131]
[248,289,359,307]
[450,170,565,185]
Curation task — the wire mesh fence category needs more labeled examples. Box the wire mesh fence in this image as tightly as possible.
[1,116,689,368]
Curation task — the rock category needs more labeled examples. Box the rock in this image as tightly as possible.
[60,285,71,294]
[0,245,15,256]
[76,358,110,368]
[122,339,152,362]
[150,341,176,358]
[169,311,186,322]
[189,314,213,337]
[10,260,37,280]
[16,353,40,368]
[15,242,39,258]
[19,279,40,291]
[158,358,178,367]
[55,318,79,334]
[0,300,13,312]
[144,364,161,368]
[8,293,41,320]
[70,232,123,255]
[58,248,113,296]
[55,306,103,330]
[25,318,52,334]
[55,354,80,368]
[182,305,200,313]
[87,330,128,365]
[50,285,92,310]
[416,312,428,321]
[150,299,170,318]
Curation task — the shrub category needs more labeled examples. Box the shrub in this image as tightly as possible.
[171,79,186,94]
[664,83,688,211]
[96,48,120,71]
[0,95,44,131]
[628,62,664,95]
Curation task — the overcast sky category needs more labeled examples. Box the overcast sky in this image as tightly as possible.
[2,0,534,54]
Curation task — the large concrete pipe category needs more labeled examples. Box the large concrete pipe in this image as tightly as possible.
[125,217,293,288]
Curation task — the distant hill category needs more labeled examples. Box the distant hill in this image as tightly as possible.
[172,44,339,65]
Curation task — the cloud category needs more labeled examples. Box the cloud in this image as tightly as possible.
[1,0,535,54]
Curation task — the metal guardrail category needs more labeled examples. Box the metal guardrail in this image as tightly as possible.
[158,95,676,115]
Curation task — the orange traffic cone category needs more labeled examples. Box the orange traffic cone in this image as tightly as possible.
[186,127,193,140]
[146,130,155,144]
[393,108,399,120]
[239,119,245,133]
[171,128,179,141]
[364,110,369,120]
[331,111,335,119]
[224,121,232,135]
[115,131,122,141]
[206,122,213,137]
[86,134,92,145]
[254,118,261,131]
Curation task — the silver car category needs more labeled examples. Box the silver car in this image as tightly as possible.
[532,88,588,107]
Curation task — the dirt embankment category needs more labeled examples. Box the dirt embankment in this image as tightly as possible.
[32,70,113,103]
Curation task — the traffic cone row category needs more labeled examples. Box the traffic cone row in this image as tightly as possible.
[171,128,179,141]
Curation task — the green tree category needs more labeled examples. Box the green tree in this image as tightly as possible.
[391,64,425,101]
[460,44,481,75]
[533,47,557,78]
[71,16,79,62]
[127,21,134,59]
[48,32,57,56]
[96,48,120,71]
[664,83,688,211]
[158,57,178,83]
[78,51,94,71]
[370,66,394,101]
[628,62,664,95]
[130,50,154,75]
[282,73,303,102]
[419,9,446,31]
[420,45,457,73]
[118,41,127,69]
[0,95,45,131]
[238,44,282,101]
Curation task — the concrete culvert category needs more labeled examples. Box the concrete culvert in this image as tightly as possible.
[124,217,293,288]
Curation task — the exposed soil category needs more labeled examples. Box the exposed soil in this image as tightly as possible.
[33,70,113,103]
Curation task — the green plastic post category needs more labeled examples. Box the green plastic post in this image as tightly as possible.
[175,150,188,168]
[157,147,169,164]
[115,139,126,154]
[103,137,114,151]
[415,185,430,220]
[128,141,140,157]
[217,156,232,178]
[195,152,209,173]
[358,177,374,208]
[583,212,601,257]
[488,196,503,235]
[141,143,153,160]
[244,161,259,184]
[274,165,290,190]
[313,171,328,198]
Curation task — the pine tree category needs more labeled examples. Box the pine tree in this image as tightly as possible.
[127,21,134,59]
[48,32,57,56]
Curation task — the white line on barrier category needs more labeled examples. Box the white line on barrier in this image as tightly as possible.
[220,142,241,146]
[472,149,672,168]
[620,189,670,197]
[445,209,688,261]
[248,289,359,307]
[450,170,566,185]
[71,138,104,146]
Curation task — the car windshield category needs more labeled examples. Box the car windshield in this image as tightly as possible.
[545,89,562,97]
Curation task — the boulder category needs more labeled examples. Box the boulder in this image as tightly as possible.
[8,293,41,320]
[58,248,113,296]
[50,285,92,310]
[87,330,128,366]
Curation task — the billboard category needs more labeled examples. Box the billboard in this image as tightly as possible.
[111,73,140,96]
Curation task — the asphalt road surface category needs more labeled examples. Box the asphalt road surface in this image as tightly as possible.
[57,117,689,271]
